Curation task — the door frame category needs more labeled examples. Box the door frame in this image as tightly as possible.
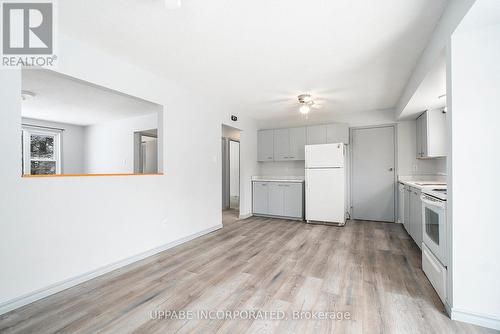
[228,139,240,211]
[348,124,398,222]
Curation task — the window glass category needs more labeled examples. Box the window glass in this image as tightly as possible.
[31,161,57,175]
[30,134,55,159]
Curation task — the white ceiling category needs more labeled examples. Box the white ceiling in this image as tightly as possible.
[456,0,500,33]
[399,51,446,120]
[59,0,448,121]
[22,70,161,126]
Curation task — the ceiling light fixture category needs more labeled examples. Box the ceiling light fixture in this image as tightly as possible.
[298,94,314,115]
[165,0,182,9]
[21,90,36,101]
[299,104,311,114]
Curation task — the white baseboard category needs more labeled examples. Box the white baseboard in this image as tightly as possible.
[451,307,500,330]
[0,224,223,316]
[239,213,253,219]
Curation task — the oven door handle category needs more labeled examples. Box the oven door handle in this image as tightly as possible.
[421,195,445,209]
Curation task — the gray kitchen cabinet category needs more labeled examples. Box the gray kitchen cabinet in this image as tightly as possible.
[416,109,446,159]
[258,124,348,161]
[274,127,306,161]
[404,185,411,234]
[326,123,349,144]
[306,125,327,145]
[258,130,274,162]
[410,187,423,249]
[268,183,285,216]
[398,183,405,224]
[273,129,290,161]
[289,127,307,160]
[252,182,269,214]
[252,181,304,219]
[283,183,304,218]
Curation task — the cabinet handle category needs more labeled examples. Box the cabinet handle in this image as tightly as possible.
[289,156,295,159]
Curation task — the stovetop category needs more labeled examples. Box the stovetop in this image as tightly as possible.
[423,187,447,201]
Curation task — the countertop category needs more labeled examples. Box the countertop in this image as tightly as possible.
[252,176,305,183]
[398,180,447,190]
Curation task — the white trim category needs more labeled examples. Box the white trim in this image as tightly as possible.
[0,224,223,316]
[451,308,500,330]
[239,213,252,219]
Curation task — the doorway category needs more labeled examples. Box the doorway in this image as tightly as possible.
[222,125,241,226]
[350,125,396,222]
[134,129,158,174]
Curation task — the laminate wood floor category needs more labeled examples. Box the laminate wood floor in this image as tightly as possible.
[0,218,497,334]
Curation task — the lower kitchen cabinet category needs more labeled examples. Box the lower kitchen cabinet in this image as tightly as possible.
[252,182,269,214]
[410,187,423,249]
[399,183,423,249]
[252,181,304,219]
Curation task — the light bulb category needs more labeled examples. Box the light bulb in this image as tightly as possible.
[299,105,310,114]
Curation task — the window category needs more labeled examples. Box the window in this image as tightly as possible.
[22,126,61,175]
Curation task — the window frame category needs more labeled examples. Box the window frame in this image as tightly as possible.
[22,126,62,175]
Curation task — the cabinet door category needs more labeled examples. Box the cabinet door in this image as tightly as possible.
[253,182,269,214]
[289,127,306,160]
[306,125,327,145]
[268,183,285,216]
[258,130,274,162]
[273,129,290,161]
[404,186,411,233]
[398,183,405,224]
[420,112,428,158]
[427,109,447,157]
[283,183,303,218]
[416,116,423,158]
[326,124,349,144]
[411,188,423,249]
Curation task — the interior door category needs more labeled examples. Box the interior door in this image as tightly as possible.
[351,126,395,222]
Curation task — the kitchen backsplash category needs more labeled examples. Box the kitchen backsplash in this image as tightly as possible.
[258,161,305,176]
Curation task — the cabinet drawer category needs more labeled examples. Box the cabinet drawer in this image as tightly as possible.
[422,243,447,303]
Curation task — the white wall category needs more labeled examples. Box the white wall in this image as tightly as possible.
[395,0,475,117]
[22,118,86,174]
[0,34,258,312]
[84,113,158,174]
[448,17,500,328]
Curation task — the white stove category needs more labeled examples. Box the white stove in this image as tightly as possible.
[423,187,447,201]
[420,185,448,304]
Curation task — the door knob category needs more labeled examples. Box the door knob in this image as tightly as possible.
[389,168,394,171]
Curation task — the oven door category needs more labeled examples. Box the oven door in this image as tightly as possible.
[421,194,447,266]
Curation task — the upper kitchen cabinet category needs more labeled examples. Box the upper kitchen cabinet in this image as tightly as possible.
[274,127,306,161]
[258,123,348,162]
[289,127,307,160]
[416,109,446,159]
[326,123,349,144]
[306,123,349,145]
[306,125,327,145]
[257,129,274,162]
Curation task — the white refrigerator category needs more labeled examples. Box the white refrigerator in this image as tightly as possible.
[305,143,346,225]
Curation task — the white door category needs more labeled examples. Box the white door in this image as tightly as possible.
[306,168,345,223]
[351,126,395,222]
[305,144,344,168]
